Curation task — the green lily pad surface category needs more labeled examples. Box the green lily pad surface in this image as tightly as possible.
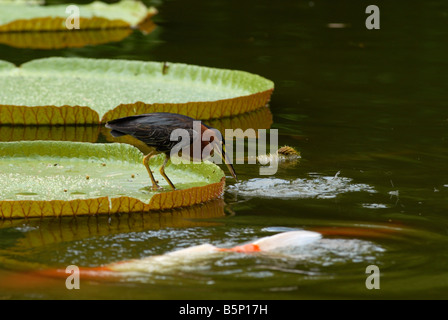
[0,57,274,124]
[0,141,225,218]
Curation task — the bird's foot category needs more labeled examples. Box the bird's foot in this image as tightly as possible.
[151,185,165,192]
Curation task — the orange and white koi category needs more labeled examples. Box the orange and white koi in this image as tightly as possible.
[32,230,322,280]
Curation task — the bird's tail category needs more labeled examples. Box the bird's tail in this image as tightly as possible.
[104,121,128,137]
[108,129,128,137]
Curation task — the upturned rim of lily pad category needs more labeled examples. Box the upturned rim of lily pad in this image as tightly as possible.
[0,141,226,219]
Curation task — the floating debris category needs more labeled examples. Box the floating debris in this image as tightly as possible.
[327,23,351,29]
[362,203,389,209]
[257,145,301,165]
[277,146,300,158]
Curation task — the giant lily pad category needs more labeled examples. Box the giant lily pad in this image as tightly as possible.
[0,141,225,218]
[0,57,274,125]
[0,0,157,32]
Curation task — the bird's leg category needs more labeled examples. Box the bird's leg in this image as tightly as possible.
[160,153,176,190]
[143,151,162,191]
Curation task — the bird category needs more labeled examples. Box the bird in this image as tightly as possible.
[105,112,237,191]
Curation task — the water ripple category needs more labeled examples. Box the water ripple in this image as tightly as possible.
[228,174,376,199]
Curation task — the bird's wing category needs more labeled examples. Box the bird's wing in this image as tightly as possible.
[106,113,202,152]
[133,125,200,152]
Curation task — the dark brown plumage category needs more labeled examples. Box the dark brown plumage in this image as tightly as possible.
[106,112,237,191]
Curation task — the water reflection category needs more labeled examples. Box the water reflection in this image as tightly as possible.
[0,199,225,254]
[0,125,100,142]
[204,106,273,135]
[0,29,134,50]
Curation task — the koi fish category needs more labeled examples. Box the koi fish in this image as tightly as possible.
[16,230,322,283]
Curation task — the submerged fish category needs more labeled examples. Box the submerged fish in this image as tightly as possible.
[8,231,322,285]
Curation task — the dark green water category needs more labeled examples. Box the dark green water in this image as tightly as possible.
[1,0,448,299]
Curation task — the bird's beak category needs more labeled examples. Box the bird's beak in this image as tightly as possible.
[212,140,238,181]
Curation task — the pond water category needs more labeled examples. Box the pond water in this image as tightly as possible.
[0,0,448,299]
